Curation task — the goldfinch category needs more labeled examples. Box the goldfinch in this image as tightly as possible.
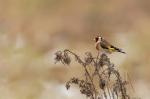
[94,36,126,54]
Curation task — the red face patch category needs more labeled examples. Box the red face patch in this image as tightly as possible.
[95,37,99,42]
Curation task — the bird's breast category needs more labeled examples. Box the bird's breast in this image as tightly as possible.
[95,43,100,50]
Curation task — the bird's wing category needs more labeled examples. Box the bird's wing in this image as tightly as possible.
[100,39,126,53]
[110,45,120,51]
[100,39,112,49]
[100,39,120,51]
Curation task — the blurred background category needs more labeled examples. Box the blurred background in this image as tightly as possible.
[0,0,149,99]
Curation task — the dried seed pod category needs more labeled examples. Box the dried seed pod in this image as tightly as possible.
[99,79,106,90]
[66,83,70,90]
[54,51,63,62]
[63,52,71,65]
[84,52,93,65]
[71,77,79,84]
[100,53,111,66]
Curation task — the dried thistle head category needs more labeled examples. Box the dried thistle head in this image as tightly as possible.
[99,78,106,90]
[54,51,63,63]
[66,83,70,90]
[54,50,71,65]
[63,52,71,65]
[84,52,93,65]
[100,53,110,66]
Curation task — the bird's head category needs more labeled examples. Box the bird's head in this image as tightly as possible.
[94,36,103,42]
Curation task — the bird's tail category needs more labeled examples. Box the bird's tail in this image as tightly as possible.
[117,48,126,54]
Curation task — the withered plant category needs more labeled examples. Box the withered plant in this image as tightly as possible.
[55,49,130,99]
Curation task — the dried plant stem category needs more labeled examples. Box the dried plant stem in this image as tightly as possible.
[84,66,96,99]
[106,86,111,99]
[113,70,127,99]
[127,73,135,93]
[64,49,97,99]
[104,90,107,99]
[55,49,131,99]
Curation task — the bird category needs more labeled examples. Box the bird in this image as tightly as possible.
[94,36,126,54]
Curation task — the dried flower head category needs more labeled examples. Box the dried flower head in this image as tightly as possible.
[99,79,106,90]
[62,52,71,65]
[84,52,93,65]
[54,51,63,63]
[54,50,71,65]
